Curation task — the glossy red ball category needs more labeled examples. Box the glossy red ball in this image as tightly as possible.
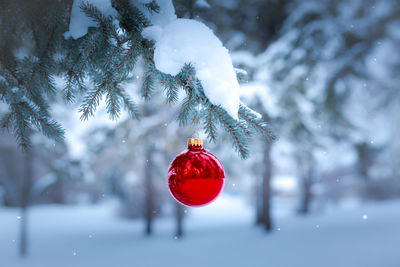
[167,144,225,207]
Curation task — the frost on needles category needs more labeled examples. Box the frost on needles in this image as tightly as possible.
[0,0,276,159]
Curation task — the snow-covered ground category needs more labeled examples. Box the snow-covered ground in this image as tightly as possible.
[1,195,399,267]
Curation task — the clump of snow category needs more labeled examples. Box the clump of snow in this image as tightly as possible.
[141,24,163,42]
[64,0,118,39]
[143,19,241,119]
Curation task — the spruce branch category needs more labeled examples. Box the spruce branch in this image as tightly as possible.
[21,102,64,141]
[27,26,57,95]
[113,0,150,32]
[142,65,155,100]
[80,82,106,120]
[0,81,7,100]
[144,0,160,14]
[203,109,217,142]
[63,70,78,102]
[118,45,135,72]
[65,75,73,101]
[37,65,57,95]
[63,43,88,95]
[27,67,38,95]
[0,0,278,158]
[177,88,195,125]
[78,47,96,77]
[238,104,277,141]
[115,86,140,119]
[80,2,112,39]
[238,121,252,137]
[0,112,13,131]
[105,83,121,120]
[209,105,249,159]
[109,24,123,45]
[160,74,178,104]
[103,44,122,70]
[12,105,30,150]
[102,39,129,72]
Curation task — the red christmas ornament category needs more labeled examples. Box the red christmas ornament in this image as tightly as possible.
[167,138,225,207]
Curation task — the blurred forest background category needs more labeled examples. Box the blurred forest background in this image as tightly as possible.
[1,0,400,267]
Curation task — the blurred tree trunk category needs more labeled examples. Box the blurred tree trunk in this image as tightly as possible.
[298,154,314,215]
[19,150,33,257]
[144,144,154,235]
[173,128,188,237]
[356,143,371,179]
[19,206,28,257]
[142,103,155,236]
[261,141,272,231]
[356,142,374,199]
[255,141,273,230]
[52,178,64,204]
[255,185,263,225]
[299,176,312,214]
[175,202,184,237]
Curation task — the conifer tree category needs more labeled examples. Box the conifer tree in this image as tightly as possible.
[0,0,276,159]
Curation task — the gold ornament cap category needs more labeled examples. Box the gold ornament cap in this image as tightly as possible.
[188,138,203,147]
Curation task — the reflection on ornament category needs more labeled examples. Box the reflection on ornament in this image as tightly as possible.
[167,138,225,207]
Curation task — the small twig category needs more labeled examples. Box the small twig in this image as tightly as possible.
[239,111,275,140]
[22,103,59,134]
[82,82,106,117]
[211,106,246,156]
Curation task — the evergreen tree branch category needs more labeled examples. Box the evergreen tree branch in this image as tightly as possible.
[27,68,38,95]
[115,86,140,119]
[109,25,122,45]
[12,104,30,150]
[0,111,13,131]
[238,121,252,137]
[104,45,121,69]
[238,104,277,141]
[209,105,249,159]
[64,70,78,102]
[160,74,178,104]
[177,88,194,125]
[113,0,150,32]
[0,0,278,158]
[144,0,160,14]
[80,2,112,40]
[65,72,73,101]
[80,82,106,120]
[142,64,155,100]
[78,48,96,77]
[118,45,134,72]
[203,109,217,141]
[27,26,57,94]
[21,102,64,140]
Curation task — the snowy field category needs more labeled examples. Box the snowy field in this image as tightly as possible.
[1,195,399,267]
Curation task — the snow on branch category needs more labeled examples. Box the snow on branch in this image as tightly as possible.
[142,18,241,119]
[64,0,118,39]
[0,0,276,158]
